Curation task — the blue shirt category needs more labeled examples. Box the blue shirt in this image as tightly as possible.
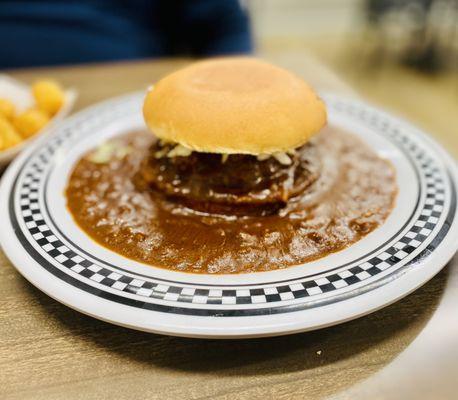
[0,0,253,68]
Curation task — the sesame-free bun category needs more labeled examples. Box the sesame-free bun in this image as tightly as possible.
[143,57,327,155]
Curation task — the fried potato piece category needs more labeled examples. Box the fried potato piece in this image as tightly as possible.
[14,108,50,138]
[32,80,65,116]
[0,98,15,120]
[0,117,22,150]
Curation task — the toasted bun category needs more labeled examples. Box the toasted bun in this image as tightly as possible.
[143,57,327,155]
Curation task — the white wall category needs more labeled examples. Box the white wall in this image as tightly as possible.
[249,0,365,39]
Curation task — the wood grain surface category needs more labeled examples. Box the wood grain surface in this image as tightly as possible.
[0,56,452,400]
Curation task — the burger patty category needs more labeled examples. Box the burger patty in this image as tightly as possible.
[134,141,321,215]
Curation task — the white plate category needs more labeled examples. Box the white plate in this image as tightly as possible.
[0,74,77,168]
[0,92,457,338]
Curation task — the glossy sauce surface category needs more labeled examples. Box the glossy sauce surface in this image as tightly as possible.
[66,128,397,274]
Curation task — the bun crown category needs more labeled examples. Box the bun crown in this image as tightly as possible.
[143,57,327,155]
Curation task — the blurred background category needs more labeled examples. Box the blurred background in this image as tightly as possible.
[1,0,457,152]
[251,0,458,154]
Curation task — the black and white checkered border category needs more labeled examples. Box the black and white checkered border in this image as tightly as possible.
[16,94,448,306]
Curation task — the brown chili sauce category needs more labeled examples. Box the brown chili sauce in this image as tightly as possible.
[66,128,397,274]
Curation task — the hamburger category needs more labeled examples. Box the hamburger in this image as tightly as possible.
[140,57,327,216]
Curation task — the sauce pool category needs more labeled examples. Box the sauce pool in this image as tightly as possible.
[66,128,397,274]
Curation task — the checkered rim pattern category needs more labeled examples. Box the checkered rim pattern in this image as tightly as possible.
[15,94,449,307]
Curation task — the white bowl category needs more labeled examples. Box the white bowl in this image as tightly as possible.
[0,74,77,168]
[0,92,456,338]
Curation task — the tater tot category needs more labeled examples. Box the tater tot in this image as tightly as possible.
[0,98,15,120]
[32,80,65,116]
[14,108,50,138]
[0,117,22,150]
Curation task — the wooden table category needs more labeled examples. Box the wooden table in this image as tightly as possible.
[0,57,453,400]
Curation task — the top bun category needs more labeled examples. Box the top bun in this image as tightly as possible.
[143,57,327,155]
